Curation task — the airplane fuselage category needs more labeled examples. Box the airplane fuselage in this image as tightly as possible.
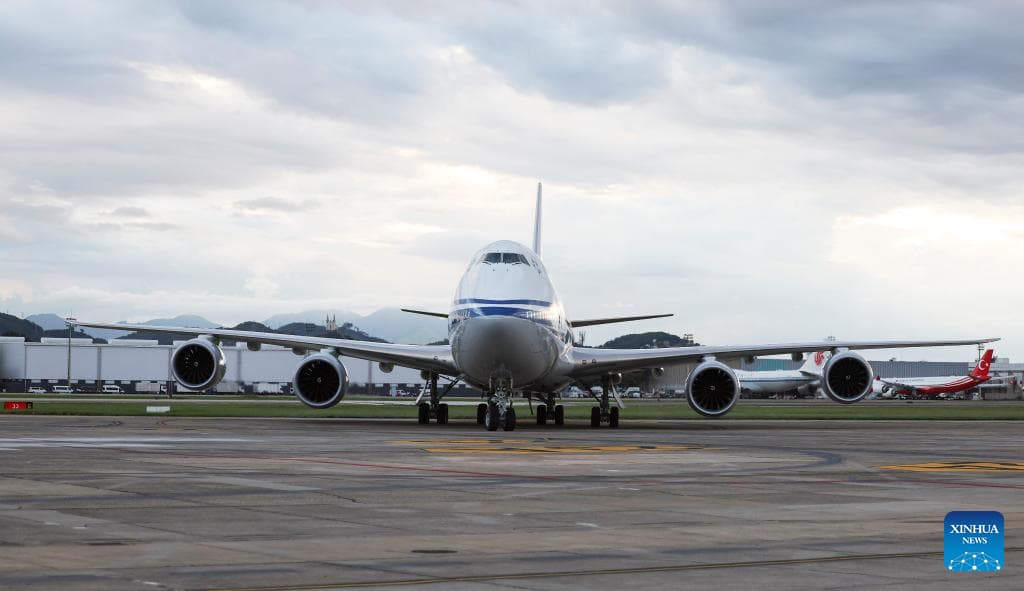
[448,240,574,393]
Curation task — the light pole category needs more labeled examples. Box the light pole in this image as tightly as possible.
[66,317,77,391]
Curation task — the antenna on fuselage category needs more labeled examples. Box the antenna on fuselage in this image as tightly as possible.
[533,182,542,257]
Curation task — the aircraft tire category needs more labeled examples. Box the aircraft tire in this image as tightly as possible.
[476,403,487,425]
[536,404,547,425]
[554,405,565,425]
[590,406,601,428]
[437,403,449,425]
[485,402,500,431]
[609,406,619,429]
[503,407,517,431]
[417,402,430,424]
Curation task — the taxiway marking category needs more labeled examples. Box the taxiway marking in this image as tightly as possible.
[880,461,1024,473]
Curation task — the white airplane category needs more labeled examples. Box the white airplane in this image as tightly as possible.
[736,351,830,397]
[74,184,996,431]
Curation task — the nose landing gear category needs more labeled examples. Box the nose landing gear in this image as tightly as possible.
[483,378,517,431]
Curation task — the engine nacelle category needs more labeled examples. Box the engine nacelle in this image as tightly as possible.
[171,338,226,391]
[685,360,740,417]
[821,351,874,404]
[293,353,349,409]
[796,383,821,398]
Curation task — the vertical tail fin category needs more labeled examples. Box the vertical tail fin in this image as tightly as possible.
[970,349,994,379]
[800,351,830,375]
[532,182,542,257]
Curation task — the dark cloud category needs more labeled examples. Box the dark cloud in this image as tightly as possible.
[233,196,320,213]
[110,206,150,218]
[451,7,667,105]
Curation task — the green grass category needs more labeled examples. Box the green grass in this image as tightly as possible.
[2,399,1023,420]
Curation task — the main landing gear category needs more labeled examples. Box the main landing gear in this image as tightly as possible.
[535,393,565,426]
[417,372,454,425]
[589,375,622,428]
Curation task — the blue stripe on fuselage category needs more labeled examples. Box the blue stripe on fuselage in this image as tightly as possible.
[454,298,552,307]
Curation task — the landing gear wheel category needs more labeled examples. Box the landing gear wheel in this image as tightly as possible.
[437,403,449,425]
[485,402,500,432]
[554,405,565,426]
[476,403,487,425]
[609,406,619,428]
[590,406,601,428]
[536,404,548,425]
[417,402,430,424]
[503,407,517,431]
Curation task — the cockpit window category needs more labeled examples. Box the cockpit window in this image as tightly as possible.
[480,252,528,265]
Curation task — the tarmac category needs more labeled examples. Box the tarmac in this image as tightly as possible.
[0,415,1020,590]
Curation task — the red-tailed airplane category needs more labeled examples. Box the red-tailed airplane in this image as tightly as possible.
[873,349,1009,398]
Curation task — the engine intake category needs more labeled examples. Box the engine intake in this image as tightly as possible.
[822,351,874,404]
[293,353,348,409]
[171,338,226,391]
[685,360,740,417]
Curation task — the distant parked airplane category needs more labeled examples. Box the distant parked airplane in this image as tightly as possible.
[736,351,829,397]
[872,349,1009,398]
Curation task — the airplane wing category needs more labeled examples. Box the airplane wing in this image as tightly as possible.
[569,338,998,379]
[73,321,457,376]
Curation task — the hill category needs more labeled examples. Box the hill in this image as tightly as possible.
[600,332,698,349]
[0,313,44,340]
[115,320,388,346]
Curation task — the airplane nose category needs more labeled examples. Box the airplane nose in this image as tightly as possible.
[453,316,556,387]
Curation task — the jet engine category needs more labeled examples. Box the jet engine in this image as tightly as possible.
[171,338,226,391]
[293,353,349,409]
[685,360,740,417]
[821,351,874,404]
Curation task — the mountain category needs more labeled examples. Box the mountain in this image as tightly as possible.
[115,320,388,346]
[0,313,44,341]
[26,313,69,331]
[143,314,219,328]
[264,307,445,344]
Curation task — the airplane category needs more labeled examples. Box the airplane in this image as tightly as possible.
[73,184,997,431]
[736,351,830,398]
[872,349,1010,399]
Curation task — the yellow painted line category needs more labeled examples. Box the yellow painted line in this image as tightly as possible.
[421,444,709,455]
[881,461,1024,473]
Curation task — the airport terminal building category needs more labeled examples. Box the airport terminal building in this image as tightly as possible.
[1,336,1021,399]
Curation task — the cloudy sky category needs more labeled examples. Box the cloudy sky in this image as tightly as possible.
[1,1,1021,360]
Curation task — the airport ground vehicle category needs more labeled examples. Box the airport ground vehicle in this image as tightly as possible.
[101,384,123,394]
[27,386,46,394]
[51,385,74,394]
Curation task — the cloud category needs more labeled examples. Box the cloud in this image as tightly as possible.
[233,196,320,214]
[1,2,1021,360]
[110,206,150,218]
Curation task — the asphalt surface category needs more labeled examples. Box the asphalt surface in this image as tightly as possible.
[0,416,1020,590]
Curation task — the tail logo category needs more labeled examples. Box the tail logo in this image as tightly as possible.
[814,351,826,366]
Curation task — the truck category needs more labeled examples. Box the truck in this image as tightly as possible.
[254,382,283,395]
